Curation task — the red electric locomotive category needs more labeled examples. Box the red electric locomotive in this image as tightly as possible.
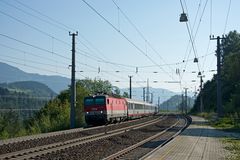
[84,95,157,125]
[84,95,127,124]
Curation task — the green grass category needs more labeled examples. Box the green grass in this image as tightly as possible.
[193,112,240,159]
[222,138,240,160]
[195,112,240,130]
[212,117,235,129]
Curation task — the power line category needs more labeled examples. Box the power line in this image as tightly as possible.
[139,51,214,68]
[0,9,71,47]
[0,58,70,77]
[2,0,108,63]
[112,0,177,79]
[180,0,202,71]
[13,0,72,31]
[0,0,69,32]
[1,54,68,70]
[185,20,201,72]
[180,0,209,81]
[0,43,68,66]
[210,0,212,35]
[0,33,71,60]
[0,42,104,76]
[0,1,122,69]
[10,0,142,76]
[223,0,232,34]
[11,0,131,72]
[81,0,176,81]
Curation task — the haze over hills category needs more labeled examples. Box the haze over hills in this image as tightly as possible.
[160,95,195,111]
[0,62,70,93]
[121,87,178,105]
[0,62,186,104]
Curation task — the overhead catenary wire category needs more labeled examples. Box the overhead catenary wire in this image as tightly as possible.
[0,0,69,32]
[0,8,117,85]
[180,0,202,72]
[0,43,69,66]
[210,0,212,35]
[178,0,216,93]
[0,35,134,88]
[0,4,129,72]
[0,57,70,77]
[179,0,209,82]
[0,33,71,61]
[185,17,201,72]
[2,0,214,92]
[0,42,104,75]
[10,0,133,72]
[111,0,177,78]
[81,0,176,82]
[0,9,71,47]
[139,51,215,68]
[13,0,72,32]
[1,54,68,69]
[223,0,232,34]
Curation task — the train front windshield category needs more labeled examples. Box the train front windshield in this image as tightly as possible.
[84,98,94,106]
[84,96,106,107]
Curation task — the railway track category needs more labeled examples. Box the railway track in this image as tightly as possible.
[0,115,160,155]
[0,115,165,160]
[37,114,184,160]
[104,115,191,160]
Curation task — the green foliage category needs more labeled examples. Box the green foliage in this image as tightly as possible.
[28,99,71,133]
[122,92,129,98]
[77,78,112,95]
[191,31,240,118]
[0,111,24,139]
[223,138,240,160]
[0,81,56,97]
[0,81,55,120]
[0,78,125,139]
[212,117,235,129]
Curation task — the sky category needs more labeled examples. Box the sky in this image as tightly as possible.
[0,0,239,94]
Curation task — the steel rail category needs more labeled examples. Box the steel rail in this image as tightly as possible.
[0,115,166,160]
[103,115,190,160]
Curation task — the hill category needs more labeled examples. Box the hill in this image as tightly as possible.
[160,95,195,111]
[0,81,56,97]
[0,62,70,93]
[121,87,177,104]
[0,81,56,119]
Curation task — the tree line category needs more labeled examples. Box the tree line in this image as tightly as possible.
[0,79,128,139]
[191,31,240,127]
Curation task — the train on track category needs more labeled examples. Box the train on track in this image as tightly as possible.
[84,95,157,125]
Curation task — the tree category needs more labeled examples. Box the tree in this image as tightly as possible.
[191,30,240,117]
[122,92,129,98]
[77,78,112,95]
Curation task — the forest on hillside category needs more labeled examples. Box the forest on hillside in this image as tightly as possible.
[192,31,240,123]
[0,79,126,139]
[0,81,56,119]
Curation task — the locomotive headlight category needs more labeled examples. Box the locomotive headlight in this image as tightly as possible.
[86,112,89,114]
[100,111,103,114]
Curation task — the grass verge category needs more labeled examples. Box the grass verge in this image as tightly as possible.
[222,138,240,160]
[194,112,240,159]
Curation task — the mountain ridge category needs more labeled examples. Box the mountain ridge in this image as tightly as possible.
[0,81,56,97]
[0,62,70,93]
